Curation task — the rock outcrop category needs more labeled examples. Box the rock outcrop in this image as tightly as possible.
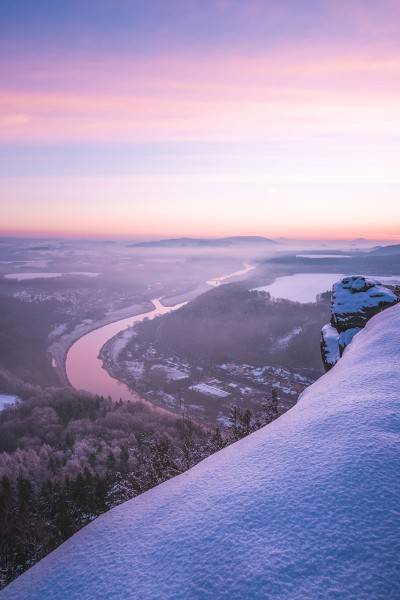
[321,275,398,370]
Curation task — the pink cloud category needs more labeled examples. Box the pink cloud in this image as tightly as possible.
[1,43,399,143]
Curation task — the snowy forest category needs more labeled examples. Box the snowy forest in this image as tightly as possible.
[126,284,330,370]
[0,375,279,588]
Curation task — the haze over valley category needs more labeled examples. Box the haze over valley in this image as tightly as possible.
[1,0,400,597]
[1,233,399,595]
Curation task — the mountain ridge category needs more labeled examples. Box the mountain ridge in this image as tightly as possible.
[368,243,400,256]
[129,236,278,248]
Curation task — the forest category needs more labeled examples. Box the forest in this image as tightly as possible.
[122,283,330,371]
[0,295,62,387]
[0,374,278,589]
[0,275,329,589]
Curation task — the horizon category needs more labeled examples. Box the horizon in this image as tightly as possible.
[0,232,399,245]
[1,1,399,238]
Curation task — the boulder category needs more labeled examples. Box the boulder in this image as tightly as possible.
[331,276,398,333]
[321,276,398,371]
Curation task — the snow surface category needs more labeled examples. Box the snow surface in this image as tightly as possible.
[0,394,18,411]
[4,305,400,600]
[338,327,361,352]
[332,275,397,318]
[275,326,302,349]
[3,272,100,280]
[320,323,340,367]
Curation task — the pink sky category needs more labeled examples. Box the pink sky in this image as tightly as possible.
[1,0,399,239]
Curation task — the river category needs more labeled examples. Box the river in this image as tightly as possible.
[65,298,186,406]
[206,262,255,286]
[66,264,255,405]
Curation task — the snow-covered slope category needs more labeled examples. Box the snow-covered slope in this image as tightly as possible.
[3,305,400,600]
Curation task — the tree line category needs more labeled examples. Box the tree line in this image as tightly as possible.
[122,284,329,370]
[0,383,280,589]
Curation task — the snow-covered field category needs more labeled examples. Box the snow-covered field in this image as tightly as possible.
[0,394,18,411]
[3,272,100,280]
[4,304,400,599]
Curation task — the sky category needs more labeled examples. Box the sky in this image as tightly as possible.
[1,0,399,240]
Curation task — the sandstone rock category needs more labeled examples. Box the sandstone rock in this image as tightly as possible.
[320,324,340,371]
[331,276,398,333]
[321,276,398,371]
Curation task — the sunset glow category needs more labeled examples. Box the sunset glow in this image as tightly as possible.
[1,0,399,240]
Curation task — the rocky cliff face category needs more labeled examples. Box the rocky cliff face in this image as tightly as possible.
[321,275,398,370]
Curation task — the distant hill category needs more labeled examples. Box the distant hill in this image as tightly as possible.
[368,244,400,256]
[130,236,278,248]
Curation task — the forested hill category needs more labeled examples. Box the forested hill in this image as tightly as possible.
[128,283,330,370]
[131,236,278,248]
[0,295,61,386]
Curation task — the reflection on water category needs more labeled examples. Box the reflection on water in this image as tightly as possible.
[67,262,257,407]
[66,299,184,405]
[207,262,255,287]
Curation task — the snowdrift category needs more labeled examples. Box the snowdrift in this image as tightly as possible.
[3,305,400,599]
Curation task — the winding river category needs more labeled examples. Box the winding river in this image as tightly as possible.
[66,264,398,408]
[65,263,255,405]
[66,299,184,406]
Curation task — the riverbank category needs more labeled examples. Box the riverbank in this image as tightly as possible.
[49,300,154,386]
[57,262,258,389]
[51,261,259,420]
[160,263,256,306]
[65,298,189,414]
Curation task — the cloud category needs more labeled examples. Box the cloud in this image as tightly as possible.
[1,114,29,126]
[1,46,399,144]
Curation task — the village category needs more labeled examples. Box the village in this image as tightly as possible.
[112,340,317,424]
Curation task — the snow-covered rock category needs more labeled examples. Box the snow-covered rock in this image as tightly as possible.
[320,323,340,370]
[338,327,361,355]
[3,305,400,600]
[331,275,397,332]
[321,275,398,370]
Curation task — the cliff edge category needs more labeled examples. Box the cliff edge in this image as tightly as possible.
[3,305,400,600]
[321,275,398,370]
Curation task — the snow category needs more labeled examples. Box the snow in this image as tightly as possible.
[3,272,100,280]
[151,365,189,382]
[321,323,340,366]
[188,383,230,398]
[332,275,397,317]
[274,326,302,349]
[321,276,398,370]
[0,394,18,411]
[124,360,144,377]
[4,305,400,599]
[338,327,361,351]
[48,323,68,340]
